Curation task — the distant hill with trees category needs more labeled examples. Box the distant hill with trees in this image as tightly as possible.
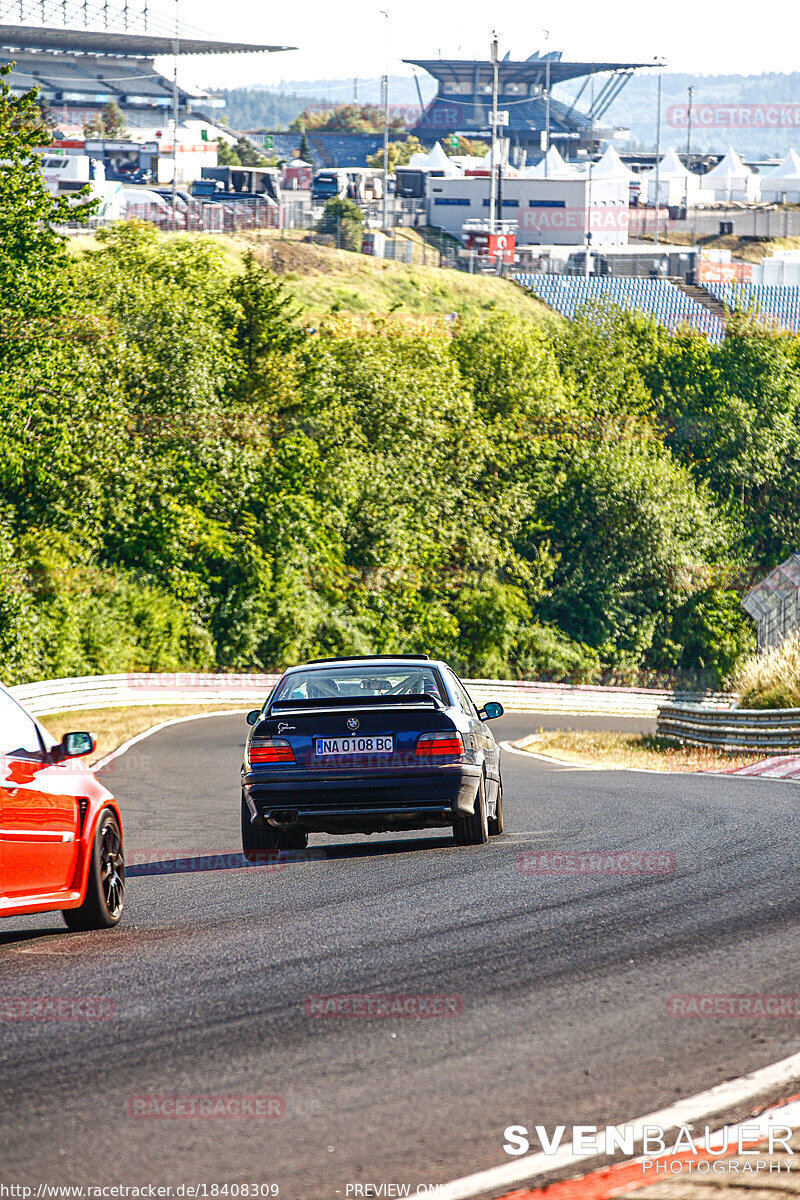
[565,71,800,159]
[217,72,800,160]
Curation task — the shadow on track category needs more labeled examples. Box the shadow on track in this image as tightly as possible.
[0,926,73,947]
[126,836,457,878]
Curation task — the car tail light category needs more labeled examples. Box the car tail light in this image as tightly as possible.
[415,732,464,758]
[249,739,295,765]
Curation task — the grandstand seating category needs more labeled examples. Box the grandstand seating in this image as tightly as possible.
[3,49,176,110]
[267,132,383,168]
[513,273,726,342]
[701,282,800,333]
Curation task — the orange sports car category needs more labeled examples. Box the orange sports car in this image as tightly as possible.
[0,682,125,929]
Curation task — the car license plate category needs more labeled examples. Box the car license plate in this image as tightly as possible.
[315,736,394,756]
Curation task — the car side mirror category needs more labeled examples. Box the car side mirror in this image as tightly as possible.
[479,701,504,721]
[246,710,261,726]
[59,731,97,759]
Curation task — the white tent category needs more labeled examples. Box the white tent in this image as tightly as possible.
[642,147,703,206]
[592,144,638,181]
[408,141,458,175]
[700,147,760,202]
[526,145,581,179]
[476,147,521,178]
[760,150,800,203]
[448,154,485,172]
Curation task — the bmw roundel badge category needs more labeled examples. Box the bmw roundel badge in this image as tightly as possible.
[347,717,360,731]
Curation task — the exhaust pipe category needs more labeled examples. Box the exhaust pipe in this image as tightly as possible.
[267,809,299,828]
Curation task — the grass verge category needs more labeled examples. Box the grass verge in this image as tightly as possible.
[41,704,252,766]
[518,730,766,773]
[733,632,800,709]
[255,235,553,323]
[71,228,554,325]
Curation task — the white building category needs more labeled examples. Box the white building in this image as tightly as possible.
[427,173,630,247]
[756,251,800,286]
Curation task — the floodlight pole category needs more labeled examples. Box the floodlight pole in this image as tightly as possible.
[382,73,389,229]
[653,58,664,245]
[171,0,180,227]
[684,85,693,212]
[380,9,390,230]
[488,34,499,235]
[584,70,595,278]
[544,29,551,161]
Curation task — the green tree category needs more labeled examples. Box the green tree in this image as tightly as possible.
[538,439,726,677]
[647,317,800,564]
[443,136,490,157]
[226,250,303,403]
[367,135,424,171]
[84,100,127,139]
[0,65,102,542]
[215,137,241,166]
[234,136,269,167]
[316,197,364,251]
[290,104,405,135]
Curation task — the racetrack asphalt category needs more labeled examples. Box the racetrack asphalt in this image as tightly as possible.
[2,711,800,1198]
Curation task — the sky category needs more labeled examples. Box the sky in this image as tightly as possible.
[160,0,800,90]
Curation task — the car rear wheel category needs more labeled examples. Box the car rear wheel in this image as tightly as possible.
[488,780,504,836]
[63,809,125,931]
[241,795,308,860]
[453,776,489,846]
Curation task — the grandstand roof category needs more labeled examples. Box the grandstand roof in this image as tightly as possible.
[0,23,292,56]
[404,57,650,88]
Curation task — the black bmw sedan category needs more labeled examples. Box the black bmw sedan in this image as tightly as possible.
[241,654,504,853]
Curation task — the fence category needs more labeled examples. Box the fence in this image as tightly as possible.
[9,672,733,720]
[671,205,800,241]
[59,200,281,237]
[657,703,800,750]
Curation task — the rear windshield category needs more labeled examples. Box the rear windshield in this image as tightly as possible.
[272,665,446,704]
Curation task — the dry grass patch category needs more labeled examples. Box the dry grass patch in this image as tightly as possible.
[40,704,252,765]
[733,632,800,709]
[520,729,764,773]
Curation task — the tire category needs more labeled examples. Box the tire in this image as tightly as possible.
[241,795,308,861]
[488,780,504,836]
[453,776,489,846]
[63,809,125,931]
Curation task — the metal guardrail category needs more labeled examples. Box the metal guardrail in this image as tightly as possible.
[8,672,733,719]
[657,703,800,750]
[463,679,731,716]
[9,673,281,717]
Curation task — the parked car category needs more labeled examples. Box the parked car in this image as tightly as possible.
[0,683,125,929]
[241,654,504,853]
